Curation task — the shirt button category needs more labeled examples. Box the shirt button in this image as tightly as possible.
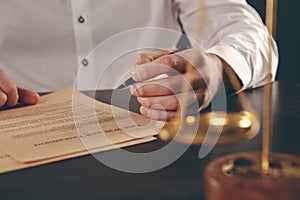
[82,59,89,67]
[78,16,85,23]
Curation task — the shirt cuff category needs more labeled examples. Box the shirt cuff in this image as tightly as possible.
[205,44,252,91]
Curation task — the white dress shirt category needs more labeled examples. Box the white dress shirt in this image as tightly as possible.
[0,0,278,92]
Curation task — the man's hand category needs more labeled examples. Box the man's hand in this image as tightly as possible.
[130,48,224,120]
[0,68,39,108]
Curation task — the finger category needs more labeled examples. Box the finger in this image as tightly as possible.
[0,69,19,107]
[132,53,187,82]
[131,75,184,97]
[140,106,177,121]
[137,89,205,111]
[138,94,179,111]
[131,71,207,97]
[135,49,170,66]
[0,89,8,107]
[140,104,200,121]
[18,87,40,105]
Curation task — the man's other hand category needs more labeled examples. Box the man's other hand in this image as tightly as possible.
[0,68,39,108]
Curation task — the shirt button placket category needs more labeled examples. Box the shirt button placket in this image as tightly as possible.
[78,15,88,67]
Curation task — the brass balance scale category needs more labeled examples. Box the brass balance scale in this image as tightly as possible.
[157,1,300,199]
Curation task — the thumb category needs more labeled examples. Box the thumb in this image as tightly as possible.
[17,87,40,105]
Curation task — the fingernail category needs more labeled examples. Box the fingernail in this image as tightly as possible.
[129,85,136,95]
[140,106,149,117]
[131,70,142,81]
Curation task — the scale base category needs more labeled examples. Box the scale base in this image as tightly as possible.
[204,152,300,200]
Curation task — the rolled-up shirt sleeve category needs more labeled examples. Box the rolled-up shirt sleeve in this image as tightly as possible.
[176,0,279,90]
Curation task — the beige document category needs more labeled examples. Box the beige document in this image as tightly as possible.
[0,137,155,174]
[0,88,157,172]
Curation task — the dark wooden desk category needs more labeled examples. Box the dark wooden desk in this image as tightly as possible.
[0,81,299,200]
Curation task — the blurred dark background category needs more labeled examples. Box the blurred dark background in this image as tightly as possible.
[247,0,300,82]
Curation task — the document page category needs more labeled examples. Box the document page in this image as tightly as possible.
[0,88,158,164]
[0,137,155,174]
